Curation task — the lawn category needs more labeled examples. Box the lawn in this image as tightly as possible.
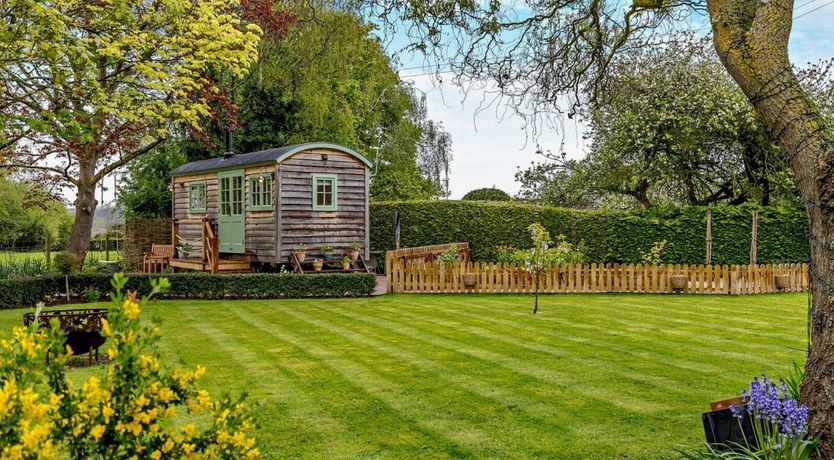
[0,250,121,263]
[0,293,807,459]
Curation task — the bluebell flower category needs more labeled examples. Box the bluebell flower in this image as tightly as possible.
[732,374,809,437]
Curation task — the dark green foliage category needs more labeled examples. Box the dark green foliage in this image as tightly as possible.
[462,187,512,201]
[0,272,377,308]
[370,201,809,263]
[51,252,79,274]
[118,142,188,218]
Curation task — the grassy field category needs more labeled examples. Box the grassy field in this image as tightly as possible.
[0,250,121,263]
[0,293,807,459]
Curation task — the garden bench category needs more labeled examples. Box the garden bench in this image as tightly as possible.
[143,244,173,273]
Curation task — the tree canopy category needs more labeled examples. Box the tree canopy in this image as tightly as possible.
[516,38,797,209]
[462,187,512,201]
[0,0,261,261]
[184,8,452,200]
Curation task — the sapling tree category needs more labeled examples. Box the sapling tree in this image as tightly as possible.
[521,223,583,314]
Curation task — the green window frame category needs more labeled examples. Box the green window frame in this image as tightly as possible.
[312,174,338,211]
[248,174,273,211]
[188,182,207,213]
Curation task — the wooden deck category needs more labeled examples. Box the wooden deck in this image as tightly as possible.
[169,257,251,273]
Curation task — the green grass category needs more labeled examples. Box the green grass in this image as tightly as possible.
[0,293,807,459]
[0,250,121,263]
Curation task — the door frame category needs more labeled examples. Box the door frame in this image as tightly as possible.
[217,169,246,254]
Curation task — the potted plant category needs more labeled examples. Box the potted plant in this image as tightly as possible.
[312,258,323,271]
[341,256,352,271]
[295,243,308,262]
[176,241,192,259]
[670,274,687,291]
[349,242,362,262]
[775,273,791,290]
[320,243,334,261]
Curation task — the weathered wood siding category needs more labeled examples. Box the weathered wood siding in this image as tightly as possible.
[172,165,277,263]
[172,172,217,257]
[278,148,369,261]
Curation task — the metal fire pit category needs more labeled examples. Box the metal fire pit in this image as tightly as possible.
[23,308,109,364]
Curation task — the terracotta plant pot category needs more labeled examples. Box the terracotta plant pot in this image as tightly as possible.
[296,252,306,263]
[312,260,323,271]
[342,262,351,271]
[775,274,790,290]
[670,274,687,291]
[349,250,360,262]
[463,273,477,288]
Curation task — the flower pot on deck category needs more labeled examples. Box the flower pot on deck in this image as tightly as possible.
[312,260,323,271]
[775,274,790,290]
[349,250,360,262]
[296,252,306,263]
[670,274,687,291]
[342,262,351,271]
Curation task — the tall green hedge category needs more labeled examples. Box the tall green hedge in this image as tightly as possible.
[0,272,377,309]
[370,201,809,264]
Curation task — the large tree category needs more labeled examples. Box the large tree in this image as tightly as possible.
[184,8,452,200]
[517,38,797,209]
[0,0,261,263]
[355,0,834,452]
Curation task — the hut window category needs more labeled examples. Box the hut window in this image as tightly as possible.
[312,174,338,211]
[249,174,273,211]
[188,182,206,213]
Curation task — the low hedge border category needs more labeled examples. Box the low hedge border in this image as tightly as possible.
[0,272,378,309]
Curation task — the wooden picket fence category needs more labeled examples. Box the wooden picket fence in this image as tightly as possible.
[386,260,809,295]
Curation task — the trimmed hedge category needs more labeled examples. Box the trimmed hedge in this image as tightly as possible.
[0,272,377,309]
[370,201,809,264]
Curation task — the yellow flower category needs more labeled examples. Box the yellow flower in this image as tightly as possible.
[122,299,140,320]
[90,425,105,440]
[101,319,112,337]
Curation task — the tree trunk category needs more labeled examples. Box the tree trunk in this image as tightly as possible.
[67,162,98,267]
[709,0,834,454]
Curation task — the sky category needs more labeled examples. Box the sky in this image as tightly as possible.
[393,2,834,199]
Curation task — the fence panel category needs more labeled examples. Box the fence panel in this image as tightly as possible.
[386,257,810,295]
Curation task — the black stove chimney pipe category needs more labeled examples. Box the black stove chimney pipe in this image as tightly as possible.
[223,127,234,159]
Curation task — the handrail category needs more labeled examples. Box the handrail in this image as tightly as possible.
[202,218,219,274]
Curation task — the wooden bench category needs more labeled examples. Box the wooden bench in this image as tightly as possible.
[143,244,174,273]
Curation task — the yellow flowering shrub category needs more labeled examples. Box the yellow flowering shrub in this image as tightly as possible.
[0,273,259,459]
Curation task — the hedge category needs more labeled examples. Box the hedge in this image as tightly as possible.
[0,272,377,309]
[370,201,809,264]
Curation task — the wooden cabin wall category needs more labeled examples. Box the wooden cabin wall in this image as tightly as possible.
[277,148,369,261]
[172,166,276,263]
[244,166,276,262]
[172,172,217,256]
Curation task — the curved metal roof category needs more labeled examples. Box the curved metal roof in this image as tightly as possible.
[170,142,372,176]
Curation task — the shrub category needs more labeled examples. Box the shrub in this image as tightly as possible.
[462,187,512,201]
[52,252,79,274]
[370,201,809,264]
[0,272,377,308]
[0,274,260,458]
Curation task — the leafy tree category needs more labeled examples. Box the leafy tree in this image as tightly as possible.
[0,0,261,264]
[0,177,71,259]
[118,143,188,219]
[517,38,794,209]
[182,8,451,200]
[462,187,512,201]
[357,0,834,447]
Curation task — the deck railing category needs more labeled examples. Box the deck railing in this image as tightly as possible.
[386,259,809,295]
[201,218,219,274]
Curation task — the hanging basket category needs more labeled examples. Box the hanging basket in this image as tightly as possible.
[463,273,477,288]
[670,274,687,291]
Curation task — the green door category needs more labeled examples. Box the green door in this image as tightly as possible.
[218,170,245,254]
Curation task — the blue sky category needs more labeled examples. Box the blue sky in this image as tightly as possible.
[395,3,834,198]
